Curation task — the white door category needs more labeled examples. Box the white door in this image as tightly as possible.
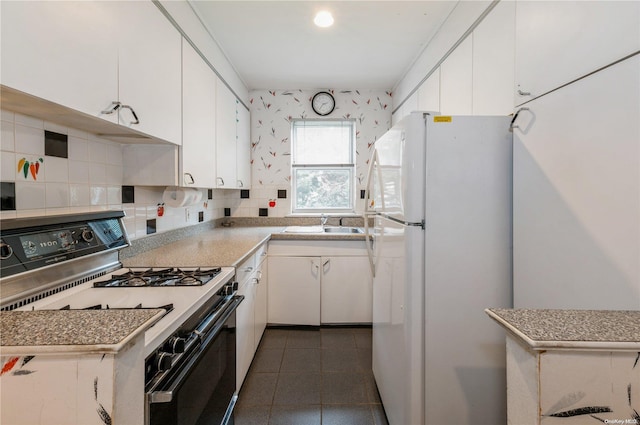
[267,256,320,326]
[216,82,238,188]
[236,278,255,391]
[253,259,267,348]
[236,103,252,189]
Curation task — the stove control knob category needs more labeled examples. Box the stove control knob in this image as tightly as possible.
[164,337,186,354]
[0,243,13,260]
[157,352,173,372]
[81,229,95,243]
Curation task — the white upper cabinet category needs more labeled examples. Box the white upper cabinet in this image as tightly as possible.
[472,0,515,115]
[439,36,473,115]
[236,103,251,189]
[417,69,440,114]
[182,39,217,188]
[1,1,119,123]
[515,0,640,104]
[117,1,182,145]
[1,1,182,145]
[215,81,238,188]
[216,82,251,189]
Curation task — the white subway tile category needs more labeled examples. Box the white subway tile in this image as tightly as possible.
[68,136,89,161]
[15,182,45,210]
[68,161,90,184]
[1,152,16,181]
[69,184,91,207]
[44,122,68,135]
[14,125,43,155]
[1,110,14,122]
[135,206,147,219]
[68,128,89,140]
[45,182,70,208]
[90,186,107,205]
[89,163,106,184]
[88,140,107,163]
[1,120,15,152]
[0,210,17,220]
[107,186,121,205]
[43,156,69,183]
[105,143,123,166]
[14,113,43,129]
[106,164,123,185]
[46,207,72,216]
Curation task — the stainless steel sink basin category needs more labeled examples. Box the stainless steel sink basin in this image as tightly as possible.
[323,227,363,234]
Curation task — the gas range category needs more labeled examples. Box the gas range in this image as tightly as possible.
[0,211,241,425]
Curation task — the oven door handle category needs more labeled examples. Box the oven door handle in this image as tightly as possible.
[147,295,244,404]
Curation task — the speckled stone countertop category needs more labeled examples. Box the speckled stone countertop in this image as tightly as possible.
[486,308,640,351]
[121,225,366,268]
[0,309,164,354]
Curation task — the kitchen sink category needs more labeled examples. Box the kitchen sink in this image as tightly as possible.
[323,227,364,234]
[282,226,363,234]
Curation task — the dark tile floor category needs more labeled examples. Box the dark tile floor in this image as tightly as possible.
[235,327,389,425]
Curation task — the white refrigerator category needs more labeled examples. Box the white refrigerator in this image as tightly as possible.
[365,111,513,425]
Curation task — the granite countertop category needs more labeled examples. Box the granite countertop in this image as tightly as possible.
[486,308,640,351]
[0,309,164,355]
[121,225,367,268]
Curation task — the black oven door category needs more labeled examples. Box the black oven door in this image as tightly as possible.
[147,296,243,425]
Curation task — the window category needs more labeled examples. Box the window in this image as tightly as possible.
[291,120,356,213]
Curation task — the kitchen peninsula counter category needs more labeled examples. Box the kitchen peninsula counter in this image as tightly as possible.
[0,309,163,355]
[487,308,640,424]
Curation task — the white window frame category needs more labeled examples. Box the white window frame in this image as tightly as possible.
[291,119,356,214]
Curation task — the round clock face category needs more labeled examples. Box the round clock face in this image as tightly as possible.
[312,92,335,116]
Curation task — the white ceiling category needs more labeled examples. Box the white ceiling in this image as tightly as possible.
[188,1,458,90]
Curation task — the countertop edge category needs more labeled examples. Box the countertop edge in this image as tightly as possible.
[485,309,640,352]
[0,310,164,355]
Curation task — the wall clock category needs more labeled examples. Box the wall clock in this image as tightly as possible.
[311,91,335,116]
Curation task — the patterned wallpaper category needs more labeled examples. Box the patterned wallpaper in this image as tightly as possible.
[244,89,392,216]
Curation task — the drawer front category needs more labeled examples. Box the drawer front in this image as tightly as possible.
[236,255,256,285]
[255,242,268,266]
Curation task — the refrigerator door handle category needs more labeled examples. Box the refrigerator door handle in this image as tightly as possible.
[363,212,376,278]
[379,214,425,229]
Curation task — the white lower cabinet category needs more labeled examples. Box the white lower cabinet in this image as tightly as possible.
[236,243,268,391]
[267,240,373,326]
[320,256,372,324]
[267,256,322,326]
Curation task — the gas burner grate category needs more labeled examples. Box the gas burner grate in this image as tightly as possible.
[92,267,222,288]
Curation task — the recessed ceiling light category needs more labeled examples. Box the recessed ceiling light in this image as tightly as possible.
[314,11,334,28]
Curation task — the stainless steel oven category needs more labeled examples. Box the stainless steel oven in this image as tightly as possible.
[146,290,242,425]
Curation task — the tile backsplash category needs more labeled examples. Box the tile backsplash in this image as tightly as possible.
[0,109,230,240]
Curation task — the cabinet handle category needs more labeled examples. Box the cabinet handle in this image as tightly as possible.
[243,266,253,273]
[237,180,243,187]
[120,104,140,125]
[509,107,530,131]
[217,177,225,186]
[101,101,121,115]
[517,89,531,96]
[322,259,330,273]
[184,173,195,185]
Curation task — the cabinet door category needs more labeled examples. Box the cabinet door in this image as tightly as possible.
[0,1,118,122]
[254,259,268,349]
[417,69,440,114]
[472,0,515,115]
[236,103,251,189]
[513,55,640,309]
[215,82,238,188]
[118,1,182,144]
[182,39,217,188]
[267,256,321,326]
[515,0,640,103]
[321,256,372,324]
[440,36,472,115]
[236,279,255,392]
